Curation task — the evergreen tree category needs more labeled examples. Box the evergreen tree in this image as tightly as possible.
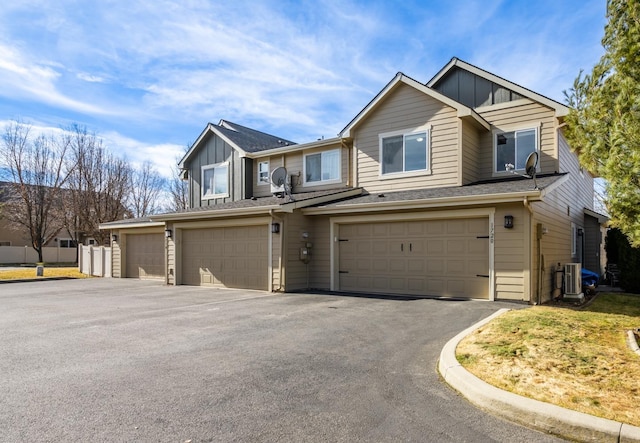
[564,0,640,246]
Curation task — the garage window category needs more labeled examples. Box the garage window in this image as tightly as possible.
[380,129,430,175]
[202,162,229,199]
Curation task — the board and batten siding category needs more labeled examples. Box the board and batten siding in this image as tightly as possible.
[476,100,557,180]
[187,133,243,208]
[353,84,461,193]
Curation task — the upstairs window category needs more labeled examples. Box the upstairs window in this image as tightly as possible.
[495,128,538,173]
[202,162,229,199]
[380,130,429,175]
[304,149,340,184]
[258,161,270,185]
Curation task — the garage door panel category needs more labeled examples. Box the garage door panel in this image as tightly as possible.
[427,240,444,254]
[339,218,489,299]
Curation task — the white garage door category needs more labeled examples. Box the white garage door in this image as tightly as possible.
[125,233,165,279]
[338,218,489,299]
[181,225,268,290]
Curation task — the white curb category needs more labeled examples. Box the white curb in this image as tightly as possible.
[439,308,640,443]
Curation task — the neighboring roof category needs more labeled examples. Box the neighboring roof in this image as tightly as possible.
[340,72,490,138]
[427,57,569,117]
[303,174,569,215]
[149,188,364,221]
[584,208,609,224]
[179,120,297,167]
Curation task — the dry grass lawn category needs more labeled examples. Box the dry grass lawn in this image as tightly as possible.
[0,266,89,280]
[457,293,640,427]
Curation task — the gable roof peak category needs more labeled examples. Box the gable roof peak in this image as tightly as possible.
[427,57,569,117]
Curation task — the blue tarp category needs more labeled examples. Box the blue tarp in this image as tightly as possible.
[581,268,599,286]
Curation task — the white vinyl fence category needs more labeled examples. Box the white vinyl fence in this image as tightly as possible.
[78,244,112,277]
[0,246,77,264]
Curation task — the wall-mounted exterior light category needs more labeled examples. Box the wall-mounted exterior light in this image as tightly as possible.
[165,229,172,239]
[504,215,514,229]
[112,234,118,242]
[271,222,280,234]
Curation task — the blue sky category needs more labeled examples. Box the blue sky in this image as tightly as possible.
[0,0,607,177]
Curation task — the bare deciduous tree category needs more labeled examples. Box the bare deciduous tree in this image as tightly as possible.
[66,125,132,245]
[165,160,189,212]
[128,160,165,218]
[1,121,72,262]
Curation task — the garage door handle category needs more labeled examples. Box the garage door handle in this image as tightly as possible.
[476,274,490,278]
[339,271,349,274]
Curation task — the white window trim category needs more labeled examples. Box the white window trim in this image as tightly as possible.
[302,148,342,187]
[201,161,230,200]
[257,160,270,186]
[378,126,431,177]
[492,124,540,176]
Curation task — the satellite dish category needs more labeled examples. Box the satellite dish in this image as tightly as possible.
[504,151,539,190]
[270,167,288,187]
[524,151,539,178]
[270,166,294,201]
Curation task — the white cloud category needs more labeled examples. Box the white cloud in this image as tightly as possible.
[0,0,609,149]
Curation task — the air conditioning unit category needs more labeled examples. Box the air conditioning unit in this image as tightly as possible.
[564,263,584,300]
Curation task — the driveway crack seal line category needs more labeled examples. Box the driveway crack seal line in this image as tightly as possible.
[438,308,640,443]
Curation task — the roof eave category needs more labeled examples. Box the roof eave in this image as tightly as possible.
[99,221,165,230]
[150,205,282,222]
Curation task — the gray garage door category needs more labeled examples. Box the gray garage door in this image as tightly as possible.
[125,233,165,279]
[338,218,489,298]
[181,225,268,290]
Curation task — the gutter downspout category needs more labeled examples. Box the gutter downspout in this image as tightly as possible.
[269,209,285,292]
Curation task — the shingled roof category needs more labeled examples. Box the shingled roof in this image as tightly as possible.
[304,174,569,213]
[216,120,297,153]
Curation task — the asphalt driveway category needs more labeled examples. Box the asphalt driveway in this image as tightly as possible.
[0,279,564,442]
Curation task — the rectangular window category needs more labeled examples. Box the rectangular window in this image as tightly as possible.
[495,128,537,172]
[202,162,229,199]
[304,149,340,184]
[381,130,429,175]
[59,239,77,248]
[258,161,270,185]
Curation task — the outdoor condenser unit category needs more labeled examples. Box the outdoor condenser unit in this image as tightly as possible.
[564,263,584,300]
